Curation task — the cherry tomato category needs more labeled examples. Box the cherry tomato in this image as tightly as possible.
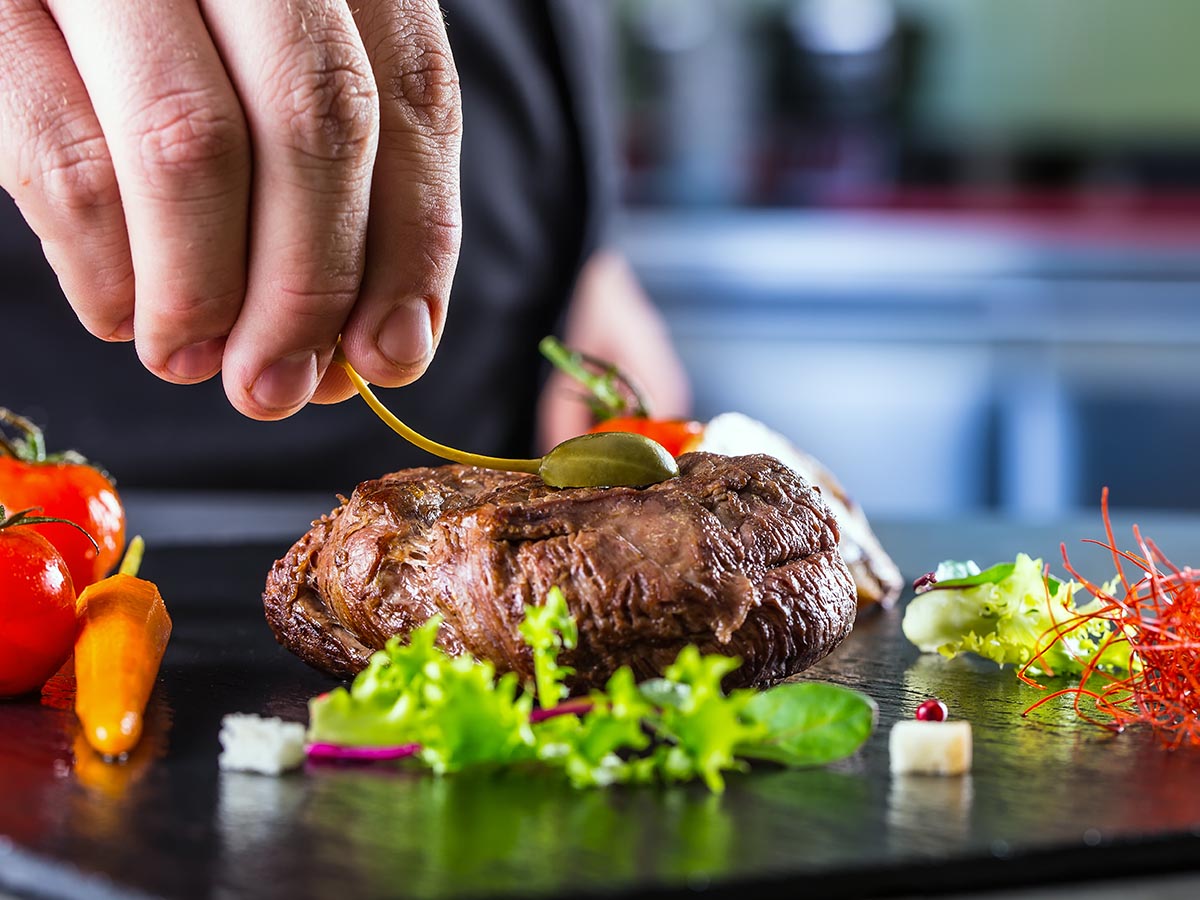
[0,411,125,590]
[588,417,705,458]
[0,512,78,697]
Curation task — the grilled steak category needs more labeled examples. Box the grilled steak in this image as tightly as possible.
[697,413,903,610]
[263,452,856,690]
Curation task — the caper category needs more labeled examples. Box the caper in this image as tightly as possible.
[337,348,678,489]
[539,432,679,489]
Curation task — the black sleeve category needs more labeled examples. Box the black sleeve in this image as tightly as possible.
[546,0,621,256]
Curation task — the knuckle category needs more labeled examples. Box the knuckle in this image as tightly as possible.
[38,134,121,212]
[381,16,462,137]
[419,216,461,271]
[132,88,248,191]
[87,255,137,303]
[269,35,379,165]
[151,287,241,325]
[273,280,360,323]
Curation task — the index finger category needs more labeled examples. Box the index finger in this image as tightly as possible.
[313,0,462,404]
[200,0,381,419]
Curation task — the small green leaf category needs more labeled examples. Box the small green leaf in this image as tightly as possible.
[638,678,690,710]
[536,668,654,788]
[934,560,982,581]
[735,683,876,767]
[928,560,1015,591]
[649,647,762,792]
[519,586,578,709]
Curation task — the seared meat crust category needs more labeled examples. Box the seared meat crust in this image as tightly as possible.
[263,453,856,689]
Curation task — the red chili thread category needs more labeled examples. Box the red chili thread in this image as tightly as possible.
[1019,488,1200,747]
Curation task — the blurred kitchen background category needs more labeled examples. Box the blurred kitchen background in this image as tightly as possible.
[611,0,1200,518]
[2,0,1197,522]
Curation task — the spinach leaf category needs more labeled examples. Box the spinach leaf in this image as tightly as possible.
[735,683,876,767]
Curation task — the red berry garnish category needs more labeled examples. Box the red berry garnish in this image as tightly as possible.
[916,699,948,722]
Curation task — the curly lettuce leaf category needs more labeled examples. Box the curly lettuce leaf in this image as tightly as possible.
[308,617,534,773]
[646,648,763,792]
[307,596,878,791]
[902,553,1131,675]
[535,667,654,788]
[636,677,691,711]
[519,586,578,709]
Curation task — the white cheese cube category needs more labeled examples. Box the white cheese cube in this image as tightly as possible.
[889,720,972,775]
[218,713,306,775]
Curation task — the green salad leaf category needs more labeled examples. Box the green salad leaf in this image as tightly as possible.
[736,683,878,767]
[308,617,534,773]
[308,592,877,791]
[902,553,1131,675]
[518,586,578,709]
[636,677,691,711]
[917,559,1063,595]
[647,648,762,792]
[535,667,655,788]
[929,559,986,584]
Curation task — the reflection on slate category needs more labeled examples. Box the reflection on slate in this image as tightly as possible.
[216,770,742,897]
[888,775,974,857]
[3,540,1200,899]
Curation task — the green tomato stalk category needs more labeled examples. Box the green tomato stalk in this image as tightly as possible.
[0,407,96,469]
[538,336,649,422]
[0,504,99,552]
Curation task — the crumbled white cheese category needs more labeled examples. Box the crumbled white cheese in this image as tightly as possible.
[889,720,973,776]
[218,713,306,775]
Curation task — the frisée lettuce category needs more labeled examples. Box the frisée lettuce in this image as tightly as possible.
[307,587,877,791]
[902,554,1131,675]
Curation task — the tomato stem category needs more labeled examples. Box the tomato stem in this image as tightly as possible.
[0,504,100,551]
[0,408,46,461]
[538,337,650,422]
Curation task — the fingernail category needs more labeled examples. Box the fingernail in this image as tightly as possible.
[166,337,225,381]
[109,316,135,342]
[250,350,319,412]
[376,298,433,368]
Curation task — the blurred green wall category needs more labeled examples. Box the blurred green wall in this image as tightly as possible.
[895,0,1200,142]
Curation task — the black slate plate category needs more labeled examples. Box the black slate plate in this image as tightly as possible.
[4,526,1200,900]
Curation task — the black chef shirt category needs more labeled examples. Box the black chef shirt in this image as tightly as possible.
[0,0,614,491]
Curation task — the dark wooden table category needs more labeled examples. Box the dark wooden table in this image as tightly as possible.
[4,497,1200,900]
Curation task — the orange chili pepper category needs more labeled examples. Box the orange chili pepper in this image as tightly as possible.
[74,538,171,758]
[588,417,705,458]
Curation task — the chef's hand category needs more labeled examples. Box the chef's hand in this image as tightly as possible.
[0,0,460,419]
[537,250,692,452]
